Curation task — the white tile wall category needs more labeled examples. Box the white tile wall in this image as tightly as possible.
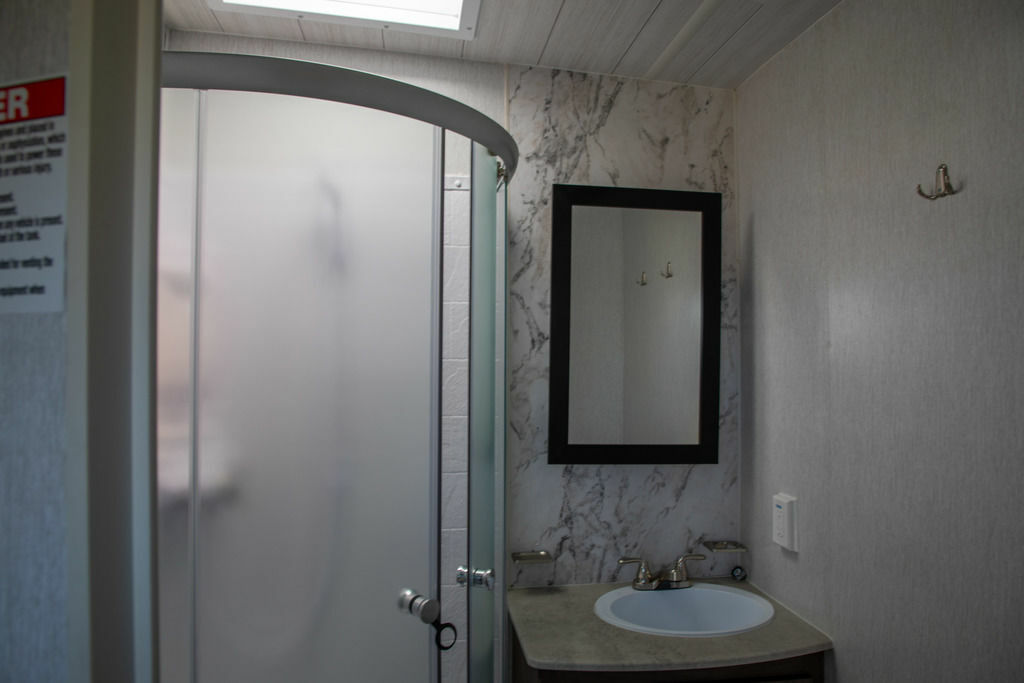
[441,472,468,530]
[444,173,472,245]
[441,359,469,419]
[442,302,471,360]
[441,416,469,474]
[442,245,471,303]
[440,640,468,683]
[440,175,471,681]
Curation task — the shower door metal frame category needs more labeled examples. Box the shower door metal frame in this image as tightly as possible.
[161,52,518,179]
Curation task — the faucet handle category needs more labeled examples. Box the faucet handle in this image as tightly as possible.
[618,556,649,574]
[675,553,706,569]
[618,557,658,589]
[665,553,706,588]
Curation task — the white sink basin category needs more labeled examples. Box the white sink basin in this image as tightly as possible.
[594,583,774,637]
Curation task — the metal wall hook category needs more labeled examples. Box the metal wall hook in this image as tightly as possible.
[636,271,648,286]
[660,261,673,278]
[917,163,958,200]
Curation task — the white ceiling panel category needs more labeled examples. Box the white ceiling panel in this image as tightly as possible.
[538,0,661,75]
[164,0,223,32]
[162,0,843,90]
[612,0,704,78]
[382,30,465,59]
[691,0,842,88]
[462,0,564,66]
[654,0,761,84]
[213,9,305,42]
[299,20,384,51]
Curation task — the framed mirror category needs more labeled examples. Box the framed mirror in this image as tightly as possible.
[548,184,721,464]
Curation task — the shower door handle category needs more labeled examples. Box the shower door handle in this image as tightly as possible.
[456,566,495,590]
[397,588,457,651]
[397,588,440,624]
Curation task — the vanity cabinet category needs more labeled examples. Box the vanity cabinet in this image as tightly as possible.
[507,582,831,683]
[511,630,823,682]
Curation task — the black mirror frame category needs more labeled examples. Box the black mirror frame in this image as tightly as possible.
[548,184,721,465]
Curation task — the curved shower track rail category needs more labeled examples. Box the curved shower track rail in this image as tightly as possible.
[161,51,518,179]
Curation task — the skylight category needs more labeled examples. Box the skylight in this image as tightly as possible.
[207,0,480,39]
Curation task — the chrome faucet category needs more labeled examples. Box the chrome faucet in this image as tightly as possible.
[618,557,661,590]
[663,553,705,589]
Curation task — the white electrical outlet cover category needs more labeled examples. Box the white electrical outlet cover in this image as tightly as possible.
[772,493,797,551]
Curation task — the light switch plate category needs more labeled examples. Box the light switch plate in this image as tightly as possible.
[772,493,797,551]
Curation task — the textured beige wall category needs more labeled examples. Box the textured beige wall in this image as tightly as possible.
[736,0,1024,679]
[0,1,69,680]
[3,1,163,679]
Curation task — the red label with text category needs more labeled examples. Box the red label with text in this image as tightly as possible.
[0,77,66,125]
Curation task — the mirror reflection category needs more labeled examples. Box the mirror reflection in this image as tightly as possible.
[549,184,720,465]
[568,206,702,445]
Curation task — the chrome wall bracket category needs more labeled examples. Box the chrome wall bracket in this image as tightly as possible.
[917,163,959,200]
[510,550,553,564]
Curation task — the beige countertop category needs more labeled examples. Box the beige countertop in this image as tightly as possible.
[507,580,832,672]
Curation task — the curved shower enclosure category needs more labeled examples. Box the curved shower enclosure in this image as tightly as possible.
[156,53,514,683]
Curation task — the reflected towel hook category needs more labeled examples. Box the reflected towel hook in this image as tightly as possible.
[917,163,958,200]
[636,271,648,286]
[660,261,673,279]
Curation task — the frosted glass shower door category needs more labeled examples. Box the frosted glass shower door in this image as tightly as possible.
[468,143,506,682]
[192,89,438,682]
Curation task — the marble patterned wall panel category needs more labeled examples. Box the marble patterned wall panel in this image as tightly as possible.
[506,66,740,587]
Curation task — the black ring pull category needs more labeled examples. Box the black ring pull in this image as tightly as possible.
[432,619,457,651]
